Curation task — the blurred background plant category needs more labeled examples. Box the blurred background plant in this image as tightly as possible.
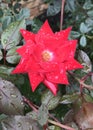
[0,0,93,130]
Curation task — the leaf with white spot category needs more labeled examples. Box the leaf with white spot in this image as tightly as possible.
[0,78,24,115]
[1,115,40,130]
[1,19,26,50]
[41,90,61,110]
[26,111,37,120]
[38,104,49,126]
[0,66,24,85]
[78,50,92,73]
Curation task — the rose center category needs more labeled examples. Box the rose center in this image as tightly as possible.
[42,51,52,62]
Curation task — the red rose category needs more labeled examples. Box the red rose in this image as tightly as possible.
[12,20,83,95]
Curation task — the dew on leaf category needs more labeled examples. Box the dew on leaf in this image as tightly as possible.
[3,39,7,44]
[21,101,24,105]
[10,94,18,98]
[17,122,22,127]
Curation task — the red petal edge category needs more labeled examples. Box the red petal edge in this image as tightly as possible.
[43,79,58,95]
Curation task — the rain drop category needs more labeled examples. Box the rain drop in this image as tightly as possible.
[21,101,24,105]
[3,39,7,44]
[10,88,14,91]
[17,122,22,127]
[10,93,18,98]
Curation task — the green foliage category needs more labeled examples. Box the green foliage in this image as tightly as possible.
[1,19,26,50]
[0,0,93,129]
[47,0,61,16]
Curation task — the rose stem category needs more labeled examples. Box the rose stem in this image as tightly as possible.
[23,96,75,130]
[60,0,66,30]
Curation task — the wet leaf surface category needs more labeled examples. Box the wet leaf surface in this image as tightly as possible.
[41,90,61,110]
[1,115,40,130]
[6,46,21,64]
[60,93,79,104]
[38,104,49,126]
[78,50,92,73]
[0,78,24,115]
[1,19,26,50]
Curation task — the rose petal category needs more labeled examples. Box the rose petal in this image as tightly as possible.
[55,27,72,40]
[17,40,35,56]
[20,29,35,42]
[28,72,44,91]
[46,69,68,84]
[43,79,58,95]
[12,57,29,74]
[56,40,77,62]
[38,20,53,35]
[40,62,59,72]
[65,59,83,70]
[25,57,41,72]
[35,20,54,44]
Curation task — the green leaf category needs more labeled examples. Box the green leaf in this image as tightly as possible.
[15,8,30,20]
[83,0,93,10]
[0,66,24,85]
[2,16,11,30]
[26,111,37,120]
[60,93,79,104]
[0,50,3,60]
[47,0,61,16]
[41,90,61,110]
[0,78,24,115]
[30,19,43,33]
[80,22,89,33]
[80,35,87,47]
[38,104,49,126]
[1,19,26,50]
[65,0,76,12]
[87,10,93,17]
[85,18,93,28]
[6,46,21,64]
[0,8,3,17]
[83,93,93,103]
[1,115,40,130]
[0,66,13,75]
[70,31,81,39]
[78,50,92,73]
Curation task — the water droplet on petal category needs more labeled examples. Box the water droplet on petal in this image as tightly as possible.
[55,76,58,79]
